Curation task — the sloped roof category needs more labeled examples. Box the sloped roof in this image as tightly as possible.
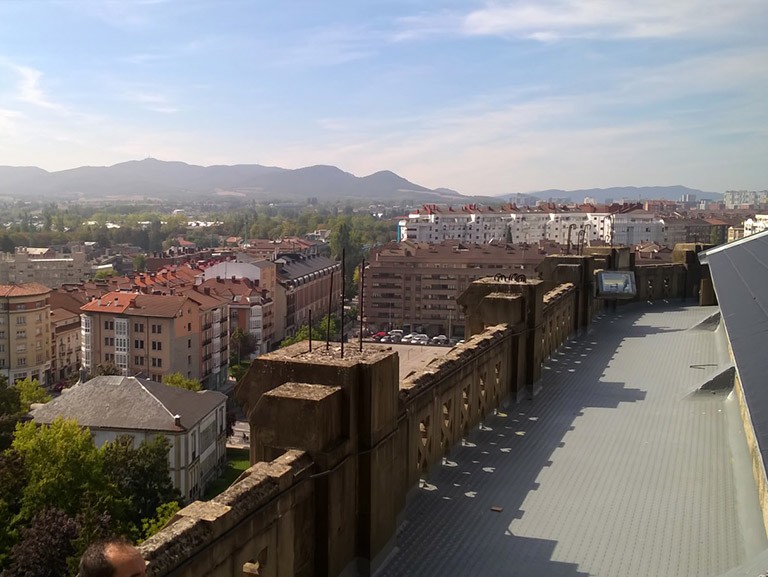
[31,376,226,432]
[700,230,768,467]
[0,283,52,297]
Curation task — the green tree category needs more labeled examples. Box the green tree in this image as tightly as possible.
[0,450,27,566]
[162,373,202,392]
[133,254,147,272]
[93,268,117,280]
[14,378,51,413]
[280,315,338,347]
[0,376,22,451]
[102,435,179,536]
[141,501,180,542]
[11,419,110,522]
[2,507,80,577]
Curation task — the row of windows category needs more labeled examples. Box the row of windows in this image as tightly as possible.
[104,320,162,334]
[102,338,164,351]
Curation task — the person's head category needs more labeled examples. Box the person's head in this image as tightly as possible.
[79,538,147,577]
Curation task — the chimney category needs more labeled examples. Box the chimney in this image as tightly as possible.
[174,415,181,427]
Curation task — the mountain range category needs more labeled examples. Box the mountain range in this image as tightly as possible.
[0,159,721,205]
[0,159,466,204]
[506,185,722,204]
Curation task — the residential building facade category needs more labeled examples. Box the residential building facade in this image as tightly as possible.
[50,307,81,383]
[364,241,557,338]
[80,290,229,389]
[0,283,52,385]
[0,247,92,288]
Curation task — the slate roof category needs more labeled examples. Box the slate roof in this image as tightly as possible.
[700,230,768,469]
[31,376,226,432]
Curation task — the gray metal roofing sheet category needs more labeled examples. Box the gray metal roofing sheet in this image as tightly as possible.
[376,305,766,577]
[701,231,768,468]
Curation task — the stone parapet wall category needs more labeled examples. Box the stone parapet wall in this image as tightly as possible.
[141,450,315,577]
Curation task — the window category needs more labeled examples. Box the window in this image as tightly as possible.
[15,344,26,353]
[188,355,192,365]
[18,357,26,366]
[133,323,144,333]
[134,339,144,349]
[16,330,26,339]
[188,322,192,331]
[188,339,191,349]
[151,324,162,334]
[134,356,144,366]
[104,320,114,330]
[151,357,162,368]
[151,341,162,351]
[16,316,26,325]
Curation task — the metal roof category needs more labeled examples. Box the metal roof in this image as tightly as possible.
[376,305,766,577]
[700,230,768,469]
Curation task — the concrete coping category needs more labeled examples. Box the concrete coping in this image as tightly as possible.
[266,382,341,401]
[400,324,509,399]
[259,342,396,367]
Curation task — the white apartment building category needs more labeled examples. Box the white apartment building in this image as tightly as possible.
[743,215,768,237]
[399,204,666,248]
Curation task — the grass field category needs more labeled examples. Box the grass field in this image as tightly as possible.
[202,447,250,500]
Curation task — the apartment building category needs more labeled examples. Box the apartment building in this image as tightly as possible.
[50,308,81,383]
[0,247,93,288]
[274,253,341,340]
[398,203,669,248]
[201,260,277,353]
[0,283,52,385]
[724,190,768,209]
[363,241,558,338]
[80,289,229,389]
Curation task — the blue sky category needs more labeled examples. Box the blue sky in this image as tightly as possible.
[0,0,766,196]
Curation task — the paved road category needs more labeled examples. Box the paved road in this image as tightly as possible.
[376,304,767,577]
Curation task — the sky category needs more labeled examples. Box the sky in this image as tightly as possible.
[0,0,766,197]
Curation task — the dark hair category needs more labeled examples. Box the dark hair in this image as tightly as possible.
[78,537,133,577]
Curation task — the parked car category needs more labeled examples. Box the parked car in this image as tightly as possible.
[431,335,448,345]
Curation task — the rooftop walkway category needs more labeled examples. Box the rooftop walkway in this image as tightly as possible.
[376,304,767,577]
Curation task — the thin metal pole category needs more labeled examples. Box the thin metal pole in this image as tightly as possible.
[340,248,346,359]
[308,309,312,353]
[326,268,334,350]
[359,258,365,353]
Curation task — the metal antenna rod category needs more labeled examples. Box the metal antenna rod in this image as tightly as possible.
[326,268,334,350]
[340,248,346,359]
[359,258,365,353]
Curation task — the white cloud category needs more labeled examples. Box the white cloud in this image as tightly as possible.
[127,92,179,114]
[397,0,767,41]
[9,64,64,110]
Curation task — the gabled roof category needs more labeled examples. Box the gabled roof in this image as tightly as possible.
[31,376,226,432]
[700,230,768,467]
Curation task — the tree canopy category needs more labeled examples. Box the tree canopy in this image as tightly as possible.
[162,373,202,392]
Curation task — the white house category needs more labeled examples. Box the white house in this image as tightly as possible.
[31,376,228,501]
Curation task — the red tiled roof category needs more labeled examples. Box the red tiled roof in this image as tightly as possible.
[0,283,52,297]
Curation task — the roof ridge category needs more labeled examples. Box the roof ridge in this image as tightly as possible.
[136,378,179,424]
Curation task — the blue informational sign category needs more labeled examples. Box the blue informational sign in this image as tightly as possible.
[596,271,637,299]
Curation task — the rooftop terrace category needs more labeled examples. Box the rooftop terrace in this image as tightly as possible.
[376,304,766,577]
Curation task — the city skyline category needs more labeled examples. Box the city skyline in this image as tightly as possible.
[0,0,766,196]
